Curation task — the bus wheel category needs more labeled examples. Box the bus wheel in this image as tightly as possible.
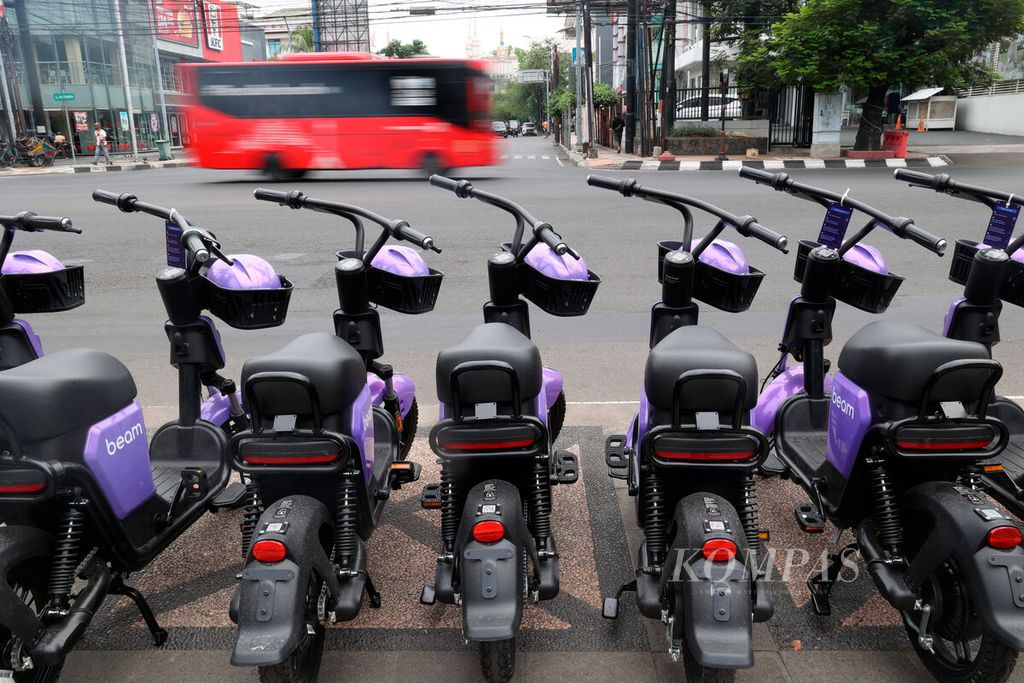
[264,154,305,182]
[420,152,448,178]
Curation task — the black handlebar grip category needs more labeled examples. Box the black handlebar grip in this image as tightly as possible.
[585,174,625,192]
[428,174,460,192]
[892,168,937,188]
[253,188,292,204]
[19,213,74,232]
[184,233,210,263]
[746,220,789,253]
[394,221,439,252]
[91,189,121,206]
[537,224,569,256]
[903,222,947,256]
[737,166,777,184]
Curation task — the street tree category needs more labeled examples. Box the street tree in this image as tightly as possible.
[289,25,314,53]
[378,39,429,58]
[493,40,570,124]
[740,0,1024,150]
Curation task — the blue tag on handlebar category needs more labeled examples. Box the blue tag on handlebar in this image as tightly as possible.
[165,221,186,268]
[818,204,853,248]
[982,204,1019,250]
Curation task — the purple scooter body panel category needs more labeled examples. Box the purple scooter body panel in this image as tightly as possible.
[367,372,417,418]
[12,319,43,358]
[82,401,156,519]
[826,372,872,478]
[200,387,238,425]
[626,389,651,450]
[542,366,563,413]
[753,367,834,437]
[345,384,375,483]
[943,297,967,337]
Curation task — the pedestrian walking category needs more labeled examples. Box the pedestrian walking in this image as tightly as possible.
[611,114,625,153]
[91,122,112,165]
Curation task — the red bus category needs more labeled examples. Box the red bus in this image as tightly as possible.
[183,53,499,179]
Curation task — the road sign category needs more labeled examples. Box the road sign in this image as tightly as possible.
[53,92,75,102]
[518,69,547,84]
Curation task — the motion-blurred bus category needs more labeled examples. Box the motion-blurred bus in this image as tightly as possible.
[183,53,498,179]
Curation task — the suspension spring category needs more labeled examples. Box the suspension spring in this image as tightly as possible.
[48,501,86,607]
[641,471,668,566]
[239,479,263,556]
[737,473,762,552]
[334,473,359,570]
[868,456,903,555]
[529,456,552,546]
[960,466,982,491]
[440,463,460,554]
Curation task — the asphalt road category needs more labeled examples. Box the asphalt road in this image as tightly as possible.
[9,136,1024,420]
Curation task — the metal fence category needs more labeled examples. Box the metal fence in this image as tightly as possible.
[960,79,1024,97]
[673,85,743,121]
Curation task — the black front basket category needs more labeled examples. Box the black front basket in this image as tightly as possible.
[516,259,601,316]
[948,239,1024,308]
[202,274,293,330]
[657,240,764,313]
[337,251,443,314]
[0,265,85,313]
[794,240,903,314]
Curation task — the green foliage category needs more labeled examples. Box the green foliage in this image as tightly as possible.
[592,82,618,108]
[549,87,576,118]
[377,39,429,58]
[669,124,719,137]
[289,25,314,53]
[489,40,572,122]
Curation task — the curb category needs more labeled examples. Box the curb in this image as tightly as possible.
[0,160,192,178]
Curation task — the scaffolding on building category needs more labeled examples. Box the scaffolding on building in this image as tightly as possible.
[312,0,369,52]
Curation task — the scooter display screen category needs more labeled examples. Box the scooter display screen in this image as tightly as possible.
[165,221,186,268]
[982,203,1019,250]
[817,204,853,248]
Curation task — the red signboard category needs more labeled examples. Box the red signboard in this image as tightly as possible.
[199,1,244,62]
[154,0,199,47]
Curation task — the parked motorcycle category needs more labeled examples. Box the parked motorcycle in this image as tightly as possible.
[742,167,1024,682]
[1,211,82,371]
[893,169,1024,521]
[225,189,441,681]
[0,190,293,681]
[588,175,787,682]
[420,176,599,682]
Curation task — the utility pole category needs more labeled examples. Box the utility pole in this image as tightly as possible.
[113,0,139,157]
[700,4,711,121]
[582,0,596,157]
[12,0,45,134]
[574,5,583,151]
[660,0,676,146]
[624,0,638,154]
[147,0,170,141]
[0,44,17,143]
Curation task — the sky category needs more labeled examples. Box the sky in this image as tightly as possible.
[248,0,570,58]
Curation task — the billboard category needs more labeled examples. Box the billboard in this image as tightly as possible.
[199,1,244,62]
[154,0,199,47]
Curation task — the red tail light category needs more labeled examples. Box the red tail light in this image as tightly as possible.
[895,439,992,451]
[241,452,339,465]
[252,539,288,563]
[702,538,737,562]
[472,520,506,543]
[654,449,756,462]
[440,438,538,453]
[987,526,1023,550]
[0,482,46,494]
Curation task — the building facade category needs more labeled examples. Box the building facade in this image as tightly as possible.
[0,0,263,153]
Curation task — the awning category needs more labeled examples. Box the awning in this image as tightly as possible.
[902,87,944,102]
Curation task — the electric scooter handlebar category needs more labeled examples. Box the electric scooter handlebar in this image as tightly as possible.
[737,169,946,256]
[0,212,77,234]
[429,175,574,257]
[894,168,1024,210]
[587,174,789,253]
[92,189,227,265]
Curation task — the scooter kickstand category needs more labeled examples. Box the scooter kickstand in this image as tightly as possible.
[364,573,382,609]
[806,543,858,617]
[111,578,168,646]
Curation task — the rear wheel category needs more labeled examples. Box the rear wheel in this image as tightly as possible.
[398,399,419,460]
[258,574,328,683]
[1,561,64,682]
[547,391,566,445]
[479,638,516,683]
[902,559,1018,683]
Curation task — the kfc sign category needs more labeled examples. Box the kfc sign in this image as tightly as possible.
[204,2,223,51]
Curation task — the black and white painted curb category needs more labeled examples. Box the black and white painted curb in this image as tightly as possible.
[609,155,951,171]
[0,160,191,177]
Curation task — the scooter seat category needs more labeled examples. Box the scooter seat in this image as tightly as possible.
[645,326,759,410]
[435,323,543,405]
[838,321,991,403]
[241,333,365,416]
[0,349,137,443]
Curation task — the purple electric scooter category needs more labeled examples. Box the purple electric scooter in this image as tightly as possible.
[892,168,1024,520]
[741,168,1024,683]
[224,189,440,681]
[588,176,788,682]
[0,212,82,370]
[421,176,599,683]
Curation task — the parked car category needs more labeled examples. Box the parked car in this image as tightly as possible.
[675,95,741,119]
[492,120,508,137]
[507,119,521,136]
[522,122,537,136]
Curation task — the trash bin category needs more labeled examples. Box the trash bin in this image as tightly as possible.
[881,130,909,158]
[155,139,173,161]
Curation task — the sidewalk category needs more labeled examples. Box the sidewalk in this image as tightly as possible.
[0,150,191,177]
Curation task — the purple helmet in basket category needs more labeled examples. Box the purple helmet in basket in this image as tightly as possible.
[371,245,430,277]
[842,243,888,275]
[205,254,282,289]
[524,243,589,280]
[689,239,748,275]
[2,250,65,275]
